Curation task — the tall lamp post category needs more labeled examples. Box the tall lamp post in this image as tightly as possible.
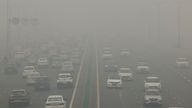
[6,0,10,61]
[177,0,182,49]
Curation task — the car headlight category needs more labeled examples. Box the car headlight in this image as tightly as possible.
[144,97,149,101]
[117,82,122,86]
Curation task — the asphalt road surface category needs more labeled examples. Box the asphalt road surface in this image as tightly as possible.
[0,37,192,108]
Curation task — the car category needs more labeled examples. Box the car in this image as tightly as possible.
[168,107,184,108]
[176,58,189,68]
[71,57,81,65]
[107,74,122,88]
[45,95,67,108]
[14,51,26,61]
[104,63,118,73]
[26,72,40,85]
[37,58,49,68]
[27,55,37,65]
[57,73,73,88]
[50,56,62,68]
[103,47,112,52]
[4,63,18,74]
[34,76,50,90]
[136,62,149,73]
[9,89,31,107]
[102,53,113,60]
[60,54,70,61]
[144,77,161,91]
[60,61,74,73]
[120,49,130,56]
[22,66,36,78]
[118,68,133,81]
[71,50,82,57]
[51,60,62,68]
[144,89,162,106]
[71,54,81,65]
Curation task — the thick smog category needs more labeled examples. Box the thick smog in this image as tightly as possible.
[0,0,192,108]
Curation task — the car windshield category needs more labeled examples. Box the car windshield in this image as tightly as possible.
[48,97,62,102]
[148,86,159,89]
[177,58,187,62]
[59,74,72,78]
[146,78,160,82]
[36,77,49,83]
[120,68,131,73]
[121,49,129,52]
[63,62,72,65]
[146,91,160,96]
[16,52,24,54]
[12,90,25,95]
[39,58,47,61]
[109,75,121,80]
[24,67,34,70]
[28,73,40,78]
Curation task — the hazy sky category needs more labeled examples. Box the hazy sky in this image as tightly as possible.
[0,0,192,52]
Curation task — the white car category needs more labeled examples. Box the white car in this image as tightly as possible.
[136,62,149,73]
[37,58,49,67]
[144,77,161,91]
[103,53,113,60]
[14,51,26,60]
[27,56,37,65]
[107,74,122,88]
[57,73,73,88]
[168,107,184,108]
[103,47,112,52]
[45,95,67,108]
[22,66,36,78]
[71,54,81,65]
[60,54,69,61]
[61,62,75,73]
[26,72,40,85]
[176,58,189,68]
[144,89,162,105]
[118,68,133,81]
[120,49,130,56]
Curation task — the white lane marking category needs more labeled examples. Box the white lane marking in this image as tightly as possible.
[95,44,100,108]
[119,91,125,108]
[69,51,86,108]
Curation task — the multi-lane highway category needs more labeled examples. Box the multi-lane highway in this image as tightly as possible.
[0,37,192,108]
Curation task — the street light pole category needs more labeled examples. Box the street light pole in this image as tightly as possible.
[177,0,182,49]
[6,0,11,61]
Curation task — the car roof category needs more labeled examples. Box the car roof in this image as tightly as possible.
[39,58,47,60]
[59,73,71,76]
[48,95,63,98]
[24,66,35,68]
[108,73,120,76]
[146,76,159,79]
[168,107,184,108]
[119,67,130,70]
[39,75,48,78]
[177,58,187,60]
[12,89,26,92]
[146,89,160,92]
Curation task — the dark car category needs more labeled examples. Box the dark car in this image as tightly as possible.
[104,63,118,73]
[4,63,18,74]
[34,76,50,90]
[9,89,30,107]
